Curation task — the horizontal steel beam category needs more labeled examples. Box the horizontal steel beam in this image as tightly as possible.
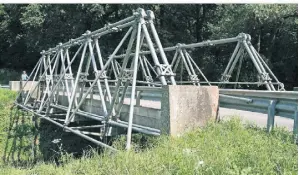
[14,103,117,151]
[219,89,298,100]
[43,16,136,54]
[50,104,161,135]
[69,125,104,130]
[113,35,240,59]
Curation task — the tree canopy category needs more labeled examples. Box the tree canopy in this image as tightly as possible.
[0,4,297,89]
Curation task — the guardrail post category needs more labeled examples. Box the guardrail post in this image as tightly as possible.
[293,109,298,143]
[89,85,94,100]
[136,90,141,107]
[267,100,277,132]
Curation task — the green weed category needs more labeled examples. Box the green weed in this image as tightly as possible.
[0,89,297,174]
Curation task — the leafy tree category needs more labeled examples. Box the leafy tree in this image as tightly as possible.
[0,4,297,89]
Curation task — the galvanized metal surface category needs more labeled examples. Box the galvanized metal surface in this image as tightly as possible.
[12,7,293,153]
[0,84,9,89]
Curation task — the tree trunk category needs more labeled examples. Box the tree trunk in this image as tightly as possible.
[256,28,261,53]
[115,4,119,20]
[255,17,262,53]
[196,5,200,42]
[196,5,206,42]
[266,25,280,61]
[160,5,165,28]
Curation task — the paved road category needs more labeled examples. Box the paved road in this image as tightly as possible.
[121,98,294,131]
[73,94,294,131]
[220,108,294,131]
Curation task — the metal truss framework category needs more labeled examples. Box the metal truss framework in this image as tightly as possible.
[14,8,285,152]
[114,33,285,91]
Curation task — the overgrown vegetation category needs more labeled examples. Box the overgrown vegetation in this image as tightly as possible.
[0,69,20,84]
[0,89,297,174]
[0,4,297,89]
[0,89,38,166]
[0,89,17,158]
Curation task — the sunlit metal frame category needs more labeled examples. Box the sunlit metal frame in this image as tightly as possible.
[14,8,285,153]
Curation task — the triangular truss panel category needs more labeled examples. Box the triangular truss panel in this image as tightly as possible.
[118,33,284,91]
[14,8,285,153]
[15,8,177,151]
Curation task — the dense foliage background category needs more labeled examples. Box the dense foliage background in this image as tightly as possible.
[0,4,297,89]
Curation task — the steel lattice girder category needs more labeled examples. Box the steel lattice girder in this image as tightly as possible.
[113,33,284,91]
[15,8,177,151]
[14,8,285,152]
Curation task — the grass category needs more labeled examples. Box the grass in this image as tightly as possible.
[0,88,298,174]
[0,88,18,158]
[0,89,38,165]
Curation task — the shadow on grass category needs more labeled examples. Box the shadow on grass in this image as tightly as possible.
[2,106,39,168]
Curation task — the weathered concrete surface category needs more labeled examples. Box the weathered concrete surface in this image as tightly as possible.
[56,86,219,136]
[160,85,219,136]
[57,94,162,132]
[9,81,39,98]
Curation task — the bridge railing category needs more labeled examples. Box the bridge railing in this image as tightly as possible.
[0,84,10,89]
[88,86,298,135]
[219,89,298,134]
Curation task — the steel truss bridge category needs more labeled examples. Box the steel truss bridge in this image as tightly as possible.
[12,8,295,152]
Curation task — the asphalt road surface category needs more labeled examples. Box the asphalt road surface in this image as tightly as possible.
[219,107,294,131]
[76,93,294,132]
[121,98,294,131]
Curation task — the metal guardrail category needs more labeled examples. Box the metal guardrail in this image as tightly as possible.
[219,89,298,135]
[60,86,298,136]
[89,87,298,135]
[0,85,9,89]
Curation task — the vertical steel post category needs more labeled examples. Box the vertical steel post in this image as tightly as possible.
[248,43,275,91]
[66,48,79,106]
[59,48,72,103]
[87,39,108,116]
[16,58,42,104]
[267,100,277,132]
[227,48,243,76]
[170,50,179,67]
[183,49,200,86]
[180,57,183,84]
[147,10,176,85]
[183,50,197,76]
[179,49,194,85]
[65,42,88,124]
[143,56,157,76]
[252,48,282,90]
[38,44,84,112]
[173,54,181,73]
[222,42,240,78]
[141,22,167,85]
[139,56,148,80]
[126,19,142,150]
[71,27,135,122]
[23,59,42,105]
[95,38,114,111]
[242,41,271,90]
[104,28,137,121]
[234,54,244,89]
[37,54,56,112]
[293,110,298,142]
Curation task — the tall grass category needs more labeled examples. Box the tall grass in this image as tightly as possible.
[0,88,17,144]
[0,89,37,166]
[0,89,297,174]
